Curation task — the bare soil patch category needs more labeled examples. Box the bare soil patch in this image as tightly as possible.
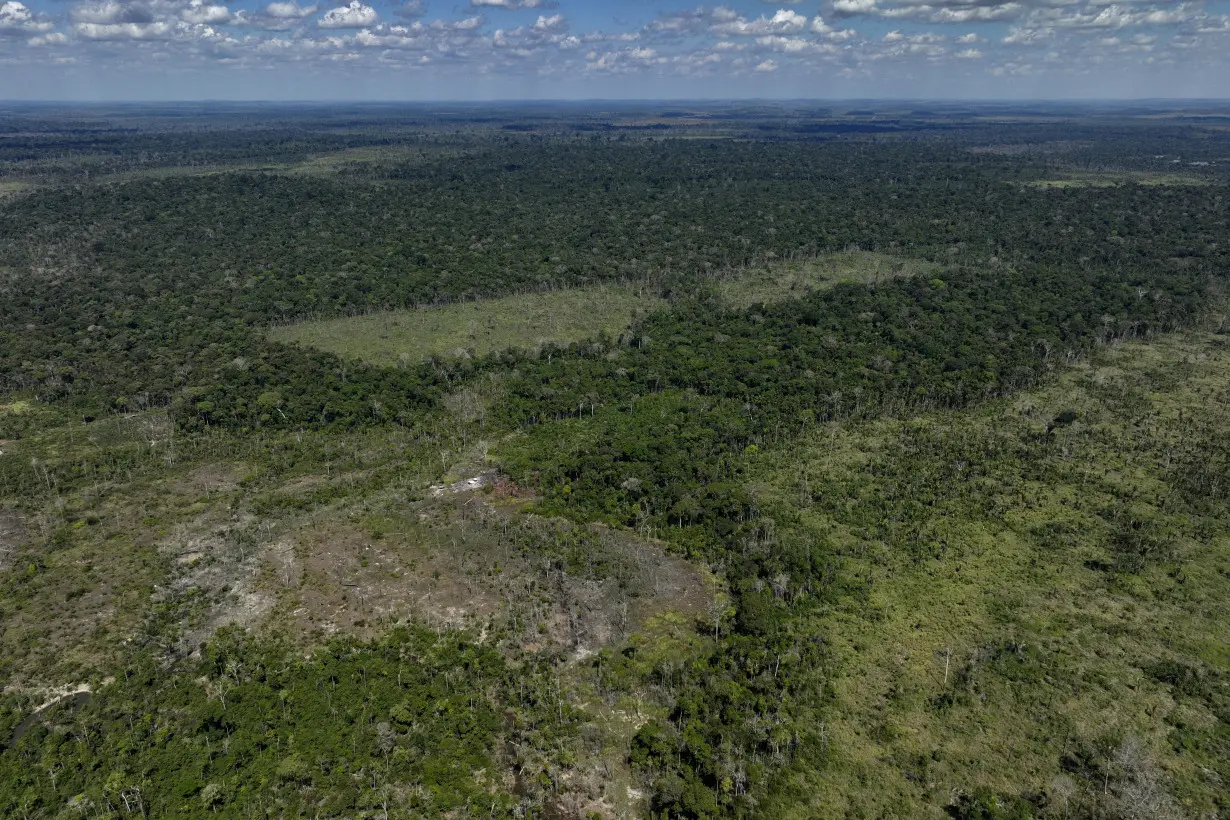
[262,488,708,658]
[172,462,246,497]
[156,510,276,652]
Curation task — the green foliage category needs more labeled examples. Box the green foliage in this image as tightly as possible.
[0,626,571,817]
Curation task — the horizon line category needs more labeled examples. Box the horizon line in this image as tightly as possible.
[4,97,1230,106]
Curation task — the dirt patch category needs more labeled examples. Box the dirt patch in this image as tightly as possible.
[430,470,497,497]
[156,511,276,652]
[262,494,709,658]
[172,462,246,497]
[262,523,477,642]
[0,508,28,570]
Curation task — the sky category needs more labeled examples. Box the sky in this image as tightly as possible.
[1,0,1228,100]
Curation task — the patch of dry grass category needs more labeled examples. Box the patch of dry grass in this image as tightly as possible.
[268,284,664,366]
[712,251,943,309]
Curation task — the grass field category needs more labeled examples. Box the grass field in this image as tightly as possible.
[1025,171,1211,188]
[712,250,943,309]
[268,285,664,366]
[753,328,1230,817]
[288,144,470,175]
[0,181,32,199]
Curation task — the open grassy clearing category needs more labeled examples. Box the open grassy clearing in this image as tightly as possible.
[0,181,32,200]
[752,328,1230,818]
[711,250,943,309]
[288,144,470,175]
[269,284,665,366]
[1025,171,1212,188]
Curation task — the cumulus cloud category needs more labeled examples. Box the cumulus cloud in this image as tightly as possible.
[833,0,878,16]
[353,23,422,48]
[533,13,565,32]
[442,15,481,30]
[28,30,69,44]
[646,6,738,37]
[712,9,809,36]
[182,0,233,25]
[266,2,317,19]
[1196,15,1230,32]
[470,0,548,8]
[810,15,858,40]
[395,0,425,21]
[831,0,1030,24]
[755,58,778,70]
[319,0,377,28]
[757,34,822,52]
[1036,2,1197,28]
[827,0,1205,28]
[1002,24,1051,43]
[586,45,664,73]
[75,19,176,39]
[1,0,54,35]
[871,2,1024,24]
[69,0,157,24]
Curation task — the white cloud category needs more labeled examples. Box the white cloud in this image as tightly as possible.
[928,4,1022,23]
[75,20,175,39]
[444,15,482,30]
[266,2,317,19]
[1028,2,1198,29]
[810,15,858,40]
[182,0,233,25]
[831,0,1040,24]
[1,0,53,35]
[319,1,377,28]
[586,45,664,73]
[648,7,738,36]
[833,0,878,16]
[532,14,565,33]
[1002,25,1052,44]
[755,58,778,70]
[712,9,809,36]
[470,0,547,8]
[756,34,835,52]
[354,23,421,48]
[70,1,155,25]
[874,2,1024,24]
[395,1,425,20]
[954,47,982,57]
[956,32,979,43]
[28,30,69,45]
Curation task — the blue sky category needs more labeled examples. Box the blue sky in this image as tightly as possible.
[1,0,1228,99]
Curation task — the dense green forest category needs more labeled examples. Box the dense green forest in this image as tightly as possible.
[0,102,1227,818]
